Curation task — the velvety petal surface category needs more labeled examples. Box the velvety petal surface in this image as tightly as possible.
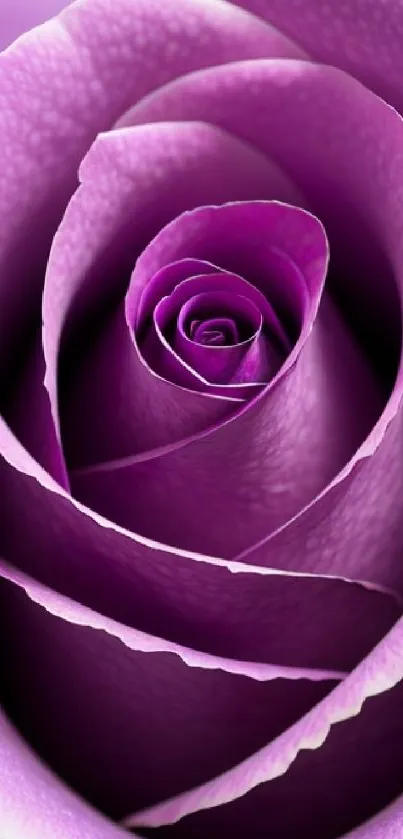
[342,794,403,839]
[1,9,403,837]
[227,0,403,113]
[1,438,400,672]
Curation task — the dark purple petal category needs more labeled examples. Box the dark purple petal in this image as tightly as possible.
[0,563,338,821]
[125,616,403,838]
[137,262,290,394]
[342,794,403,839]
[0,706,131,839]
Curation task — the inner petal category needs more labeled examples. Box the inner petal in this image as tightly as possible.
[169,289,262,385]
[140,266,291,390]
[179,291,258,344]
[191,318,239,346]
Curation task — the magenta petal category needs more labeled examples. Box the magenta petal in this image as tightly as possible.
[155,288,262,385]
[0,706,131,839]
[126,201,316,339]
[129,60,401,385]
[136,259,223,329]
[191,317,240,345]
[0,426,400,672]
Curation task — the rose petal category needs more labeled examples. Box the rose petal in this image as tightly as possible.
[125,614,403,837]
[137,261,276,400]
[0,561,339,820]
[227,0,403,112]
[125,58,403,590]
[0,440,399,671]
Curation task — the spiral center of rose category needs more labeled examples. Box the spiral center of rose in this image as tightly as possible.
[135,261,296,392]
[189,318,240,346]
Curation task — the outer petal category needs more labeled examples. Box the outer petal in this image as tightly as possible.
[124,615,403,837]
[125,59,403,593]
[0,561,338,820]
[0,439,399,672]
[228,0,403,113]
[342,795,403,839]
[0,710,130,839]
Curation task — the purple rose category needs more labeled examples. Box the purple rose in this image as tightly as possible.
[1,2,403,838]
